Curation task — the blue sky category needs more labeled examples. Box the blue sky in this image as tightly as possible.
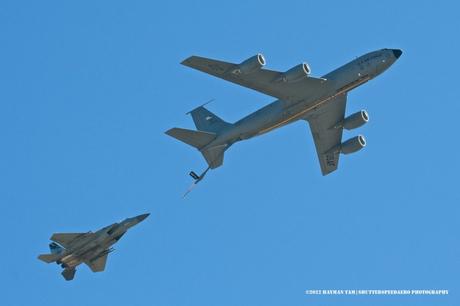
[1,1,459,305]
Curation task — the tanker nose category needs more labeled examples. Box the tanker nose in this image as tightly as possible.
[392,49,402,59]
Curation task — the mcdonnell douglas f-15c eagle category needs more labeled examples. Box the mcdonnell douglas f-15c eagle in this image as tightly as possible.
[166,49,402,189]
[38,213,149,280]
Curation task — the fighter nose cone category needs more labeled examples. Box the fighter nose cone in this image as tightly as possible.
[392,49,402,59]
[136,213,150,222]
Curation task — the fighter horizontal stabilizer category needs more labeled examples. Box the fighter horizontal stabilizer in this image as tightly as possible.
[38,253,61,263]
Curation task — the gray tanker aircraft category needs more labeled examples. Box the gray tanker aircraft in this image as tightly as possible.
[38,213,149,280]
[166,49,402,189]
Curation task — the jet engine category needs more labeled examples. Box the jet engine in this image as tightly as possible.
[235,53,266,74]
[342,110,369,130]
[278,63,311,82]
[340,135,366,154]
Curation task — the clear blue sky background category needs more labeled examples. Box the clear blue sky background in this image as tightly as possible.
[1,1,459,305]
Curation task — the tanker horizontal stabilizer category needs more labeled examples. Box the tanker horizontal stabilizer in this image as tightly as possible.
[165,128,216,149]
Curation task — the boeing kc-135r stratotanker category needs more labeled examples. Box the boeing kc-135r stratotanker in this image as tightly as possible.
[38,213,149,280]
[166,49,402,190]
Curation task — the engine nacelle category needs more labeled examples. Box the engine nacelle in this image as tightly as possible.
[279,63,311,82]
[234,53,266,74]
[342,110,369,130]
[340,135,366,154]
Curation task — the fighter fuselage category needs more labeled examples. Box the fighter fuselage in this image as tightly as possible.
[46,214,149,270]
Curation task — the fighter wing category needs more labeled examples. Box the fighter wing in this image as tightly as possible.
[50,233,89,248]
[304,94,347,175]
[181,56,328,103]
[86,253,108,272]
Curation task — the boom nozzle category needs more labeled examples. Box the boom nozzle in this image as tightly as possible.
[183,167,211,197]
[189,171,200,180]
[190,167,210,184]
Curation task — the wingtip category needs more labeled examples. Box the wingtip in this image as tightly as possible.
[181,56,196,66]
[165,128,176,136]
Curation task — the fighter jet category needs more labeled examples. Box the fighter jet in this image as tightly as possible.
[38,213,149,280]
[166,49,402,185]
